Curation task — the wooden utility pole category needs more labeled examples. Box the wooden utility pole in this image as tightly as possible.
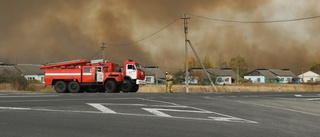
[181,13,190,93]
[100,43,106,61]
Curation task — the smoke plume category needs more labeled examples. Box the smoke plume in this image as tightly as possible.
[0,0,319,74]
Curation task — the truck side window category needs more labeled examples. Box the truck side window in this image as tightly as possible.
[84,68,91,72]
[97,67,102,72]
[128,65,133,70]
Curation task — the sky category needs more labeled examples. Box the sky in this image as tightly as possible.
[0,0,319,74]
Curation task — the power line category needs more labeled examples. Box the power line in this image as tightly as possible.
[88,49,102,60]
[189,13,320,24]
[107,14,183,46]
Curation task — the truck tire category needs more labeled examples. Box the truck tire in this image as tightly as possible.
[54,81,67,93]
[68,81,80,93]
[105,80,116,93]
[131,84,139,93]
[115,85,121,93]
[122,79,132,93]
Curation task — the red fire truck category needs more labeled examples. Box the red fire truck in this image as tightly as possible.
[40,59,145,93]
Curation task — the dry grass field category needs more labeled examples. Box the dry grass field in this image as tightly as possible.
[139,83,320,93]
[1,83,320,93]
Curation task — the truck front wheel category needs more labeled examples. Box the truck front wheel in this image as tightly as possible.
[54,81,67,93]
[105,80,116,93]
[131,84,139,92]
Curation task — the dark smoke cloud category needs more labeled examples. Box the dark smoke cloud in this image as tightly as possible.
[0,0,319,74]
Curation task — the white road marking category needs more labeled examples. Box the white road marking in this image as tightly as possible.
[138,97,178,106]
[0,95,59,98]
[0,97,137,103]
[98,103,188,108]
[205,97,320,117]
[86,98,257,123]
[87,103,116,114]
[305,98,320,101]
[0,104,257,123]
[0,97,257,123]
[142,108,172,117]
[0,105,256,123]
[209,117,253,123]
[294,94,302,97]
[0,107,31,110]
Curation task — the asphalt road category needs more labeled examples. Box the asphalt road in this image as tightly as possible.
[0,91,320,137]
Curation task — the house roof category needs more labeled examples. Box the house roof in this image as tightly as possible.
[143,67,165,79]
[298,71,319,77]
[207,68,238,79]
[257,69,278,79]
[246,69,298,79]
[15,64,44,75]
[269,69,298,78]
[311,69,320,74]
[189,68,238,79]
[0,65,18,74]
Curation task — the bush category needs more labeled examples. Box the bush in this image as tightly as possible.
[10,73,28,90]
[0,68,12,83]
[0,69,29,90]
[237,78,252,83]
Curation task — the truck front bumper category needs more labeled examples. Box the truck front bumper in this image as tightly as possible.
[136,79,146,85]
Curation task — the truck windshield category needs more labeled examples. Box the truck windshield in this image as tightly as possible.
[136,64,143,70]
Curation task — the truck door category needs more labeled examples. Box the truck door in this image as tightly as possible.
[95,67,104,82]
[126,64,137,79]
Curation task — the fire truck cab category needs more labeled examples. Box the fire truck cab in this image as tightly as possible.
[122,60,145,92]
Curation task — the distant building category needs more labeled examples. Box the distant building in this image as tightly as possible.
[244,69,298,83]
[15,64,45,83]
[143,66,165,84]
[187,68,239,85]
[298,70,320,83]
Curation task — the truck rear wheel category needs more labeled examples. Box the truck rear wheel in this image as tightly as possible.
[105,80,116,93]
[54,81,67,93]
[122,79,132,93]
[68,81,80,93]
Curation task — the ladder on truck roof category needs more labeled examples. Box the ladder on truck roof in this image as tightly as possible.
[40,60,90,69]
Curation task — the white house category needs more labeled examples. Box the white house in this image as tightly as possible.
[15,64,45,83]
[244,69,298,83]
[298,70,320,83]
[188,68,238,85]
[244,76,266,83]
[143,66,165,84]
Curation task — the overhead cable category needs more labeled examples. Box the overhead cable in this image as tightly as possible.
[88,49,102,60]
[189,13,320,24]
[108,15,183,46]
